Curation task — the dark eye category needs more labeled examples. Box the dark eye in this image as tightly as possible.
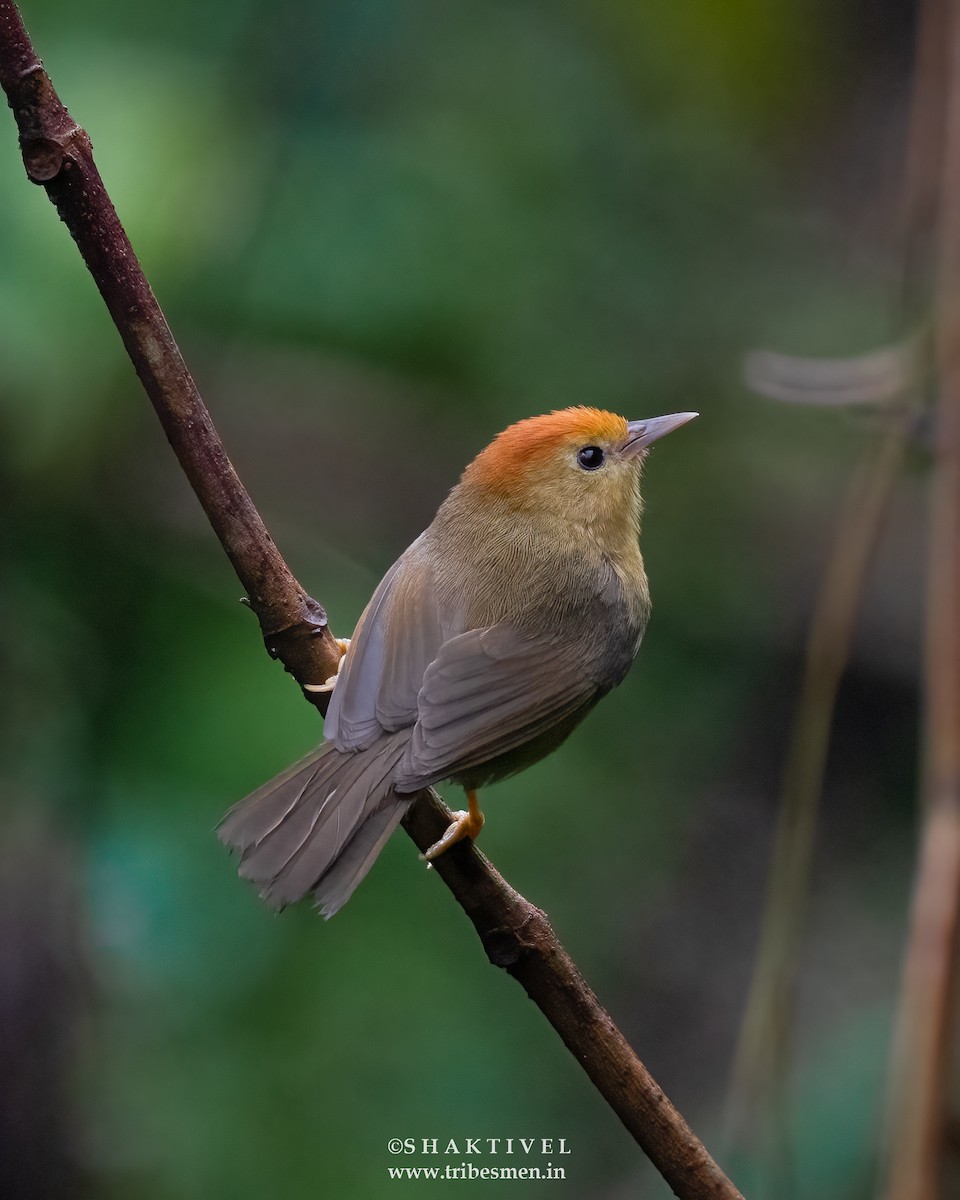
[576,445,605,471]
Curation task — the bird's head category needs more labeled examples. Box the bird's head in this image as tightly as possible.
[461,406,697,541]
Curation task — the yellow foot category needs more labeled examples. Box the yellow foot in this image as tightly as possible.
[420,790,485,862]
[303,638,352,695]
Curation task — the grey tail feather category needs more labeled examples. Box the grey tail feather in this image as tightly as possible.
[217,734,413,917]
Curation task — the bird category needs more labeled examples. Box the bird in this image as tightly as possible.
[218,406,697,917]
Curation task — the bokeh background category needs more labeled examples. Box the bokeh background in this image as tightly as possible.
[0,1,928,1197]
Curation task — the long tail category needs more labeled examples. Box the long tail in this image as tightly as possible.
[217,734,412,918]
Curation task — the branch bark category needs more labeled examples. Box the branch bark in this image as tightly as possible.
[0,5,743,1197]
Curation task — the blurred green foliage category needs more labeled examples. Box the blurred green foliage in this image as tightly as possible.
[1,1,921,1197]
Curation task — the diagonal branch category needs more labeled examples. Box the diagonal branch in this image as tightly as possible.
[0,3,341,700]
[0,5,742,1197]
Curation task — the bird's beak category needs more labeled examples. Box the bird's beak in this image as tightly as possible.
[622,411,698,459]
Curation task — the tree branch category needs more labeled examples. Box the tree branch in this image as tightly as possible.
[0,0,341,702]
[0,5,742,1197]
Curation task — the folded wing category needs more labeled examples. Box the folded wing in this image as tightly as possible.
[324,534,446,750]
[395,624,600,791]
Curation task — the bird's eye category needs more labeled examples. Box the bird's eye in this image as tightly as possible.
[576,446,605,471]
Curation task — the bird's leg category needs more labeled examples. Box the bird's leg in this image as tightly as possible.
[420,789,485,862]
[303,638,352,695]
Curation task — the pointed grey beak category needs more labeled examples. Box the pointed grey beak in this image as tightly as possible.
[623,411,698,459]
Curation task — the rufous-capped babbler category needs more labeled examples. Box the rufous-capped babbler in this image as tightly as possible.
[219,407,697,916]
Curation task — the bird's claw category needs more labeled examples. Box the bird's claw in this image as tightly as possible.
[419,794,485,862]
[303,638,352,694]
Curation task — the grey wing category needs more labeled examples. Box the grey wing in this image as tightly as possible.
[394,625,600,792]
[324,534,447,751]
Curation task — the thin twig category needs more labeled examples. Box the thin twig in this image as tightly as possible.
[727,0,942,1165]
[726,418,908,1148]
[900,0,949,321]
[0,5,743,1197]
[882,1,960,1195]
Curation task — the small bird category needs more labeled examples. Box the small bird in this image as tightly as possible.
[219,406,696,917]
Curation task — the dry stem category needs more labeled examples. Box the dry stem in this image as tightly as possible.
[883,1,960,1195]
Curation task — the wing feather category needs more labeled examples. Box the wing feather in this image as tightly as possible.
[325,546,604,796]
[395,626,598,790]
[325,535,445,750]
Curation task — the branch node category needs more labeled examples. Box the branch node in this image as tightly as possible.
[262,616,329,656]
[481,907,548,968]
[482,926,528,968]
[22,134,64,181]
